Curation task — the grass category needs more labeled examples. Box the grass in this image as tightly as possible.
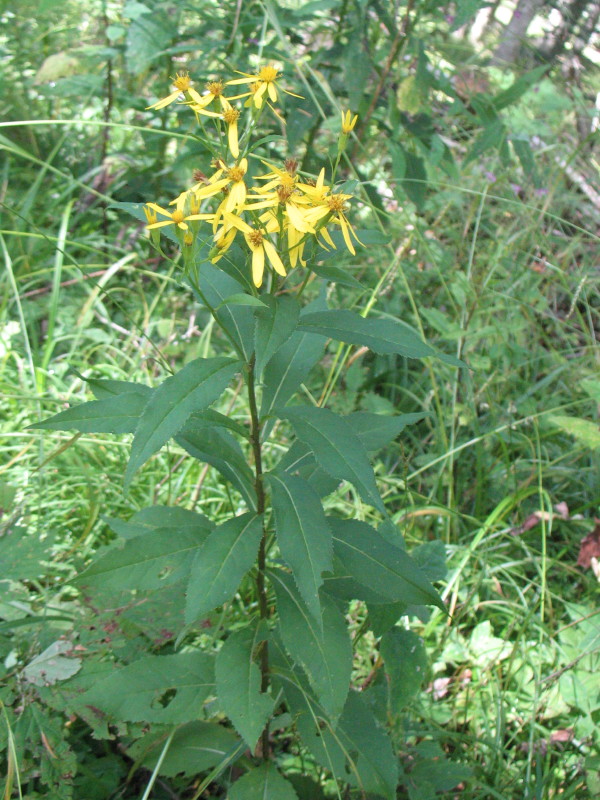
[1,13,599,799]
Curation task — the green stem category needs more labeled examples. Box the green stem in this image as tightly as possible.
[246,354,270,759]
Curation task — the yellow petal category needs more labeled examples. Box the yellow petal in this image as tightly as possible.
[228,121,239,159]
[267,82,277,103]
[252,245,265,287]
[263,240,286,276]
[339,218,356,255]
[146,90,180,110]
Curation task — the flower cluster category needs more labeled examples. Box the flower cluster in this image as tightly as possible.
[144,66,360,288]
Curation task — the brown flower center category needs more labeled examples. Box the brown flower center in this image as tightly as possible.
[173,72,191,91]
[326,195,345,213]
[222,108,240,125]
[228,166,245,183]
[206,80,224,96]
[248,229,264,247]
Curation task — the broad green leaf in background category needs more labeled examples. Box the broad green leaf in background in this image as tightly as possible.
[329,518,445,610]
[380,628,428,711]
[546,414,600,451]
[127,721,240,777]
[267,472,333,623]
[23,641,82,686]
[86,377,152,401]
[32,389,150,435]
[229,762,299,800]
[0,526,56,580]
[298,309,442,360]
[78,653,214,724]
[279,406,385,512]
[125,8,175,75]
[73,526,211,593]
[125,356,240,486]
[185,513,263,624]
[176,421,256,508]
[215,624,274,750]
[270,570,352,722]
[254,294,300,378]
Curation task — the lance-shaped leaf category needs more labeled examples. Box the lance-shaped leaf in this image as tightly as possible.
[32,387,151,435]
[270,570,351,723]
[86,377,151,401]
[380,628,428,711]
[298,309,432,357]
[73,526,212,593]
[270,636,398,800]
[298,309,462,365]
[267,472,332,623]
[185,513,263,624]
[125,356,240,487]
[191,262,255,360]
[105,505,213,540]
[350,411,428,451]
[215,624,273,750]
[254,294,300,378]
[260,294,327,422]
[79,652,214,724]
[329,518,445,611]
[177,421,256,509]
[278,406,385,512]
[128,721,241,777]
[229,763,299,800]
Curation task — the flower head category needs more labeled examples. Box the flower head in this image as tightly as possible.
[341,110,358,134]
[226,64,303,109]
[146,71,204,110]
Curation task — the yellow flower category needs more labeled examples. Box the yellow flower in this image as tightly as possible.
[192,79,231,110]
[144,201,211,232]
[341,110,358,133]
[304,190,362,255]
[220,213,285,287]
[146,71,203,110]
[226,64,302,109]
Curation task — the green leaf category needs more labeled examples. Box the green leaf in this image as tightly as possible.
[279,406,385,512]
[192,262,255,360]
[85,376,152,401]
[105,505,212,540]
[79,653,215,723]
[128,721,240,777]
[329,518,445,610]
[32,389,151,435]
[272,638,398,800]
[546,414,600,451]
[23,640,82,686]
[230,763,299,800]
[216,293,268,310]
[73,526,212,592]
[125,356,240,486]
[185,513,263,624]
[0,525,55,580]
[492,65,549,111]
[254,294,300,378]
[176,420,256,508]
[260,295,327,421]
[465,120,506,164]
[310,263,365,290]
[277,440,341,499]
[125,9,174,74]
[267,472,333,622]
[350,411,428,451]
[298,310,444,361]
[270,570,351,722]
[380,629,428,711]
[215,624,274,749]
